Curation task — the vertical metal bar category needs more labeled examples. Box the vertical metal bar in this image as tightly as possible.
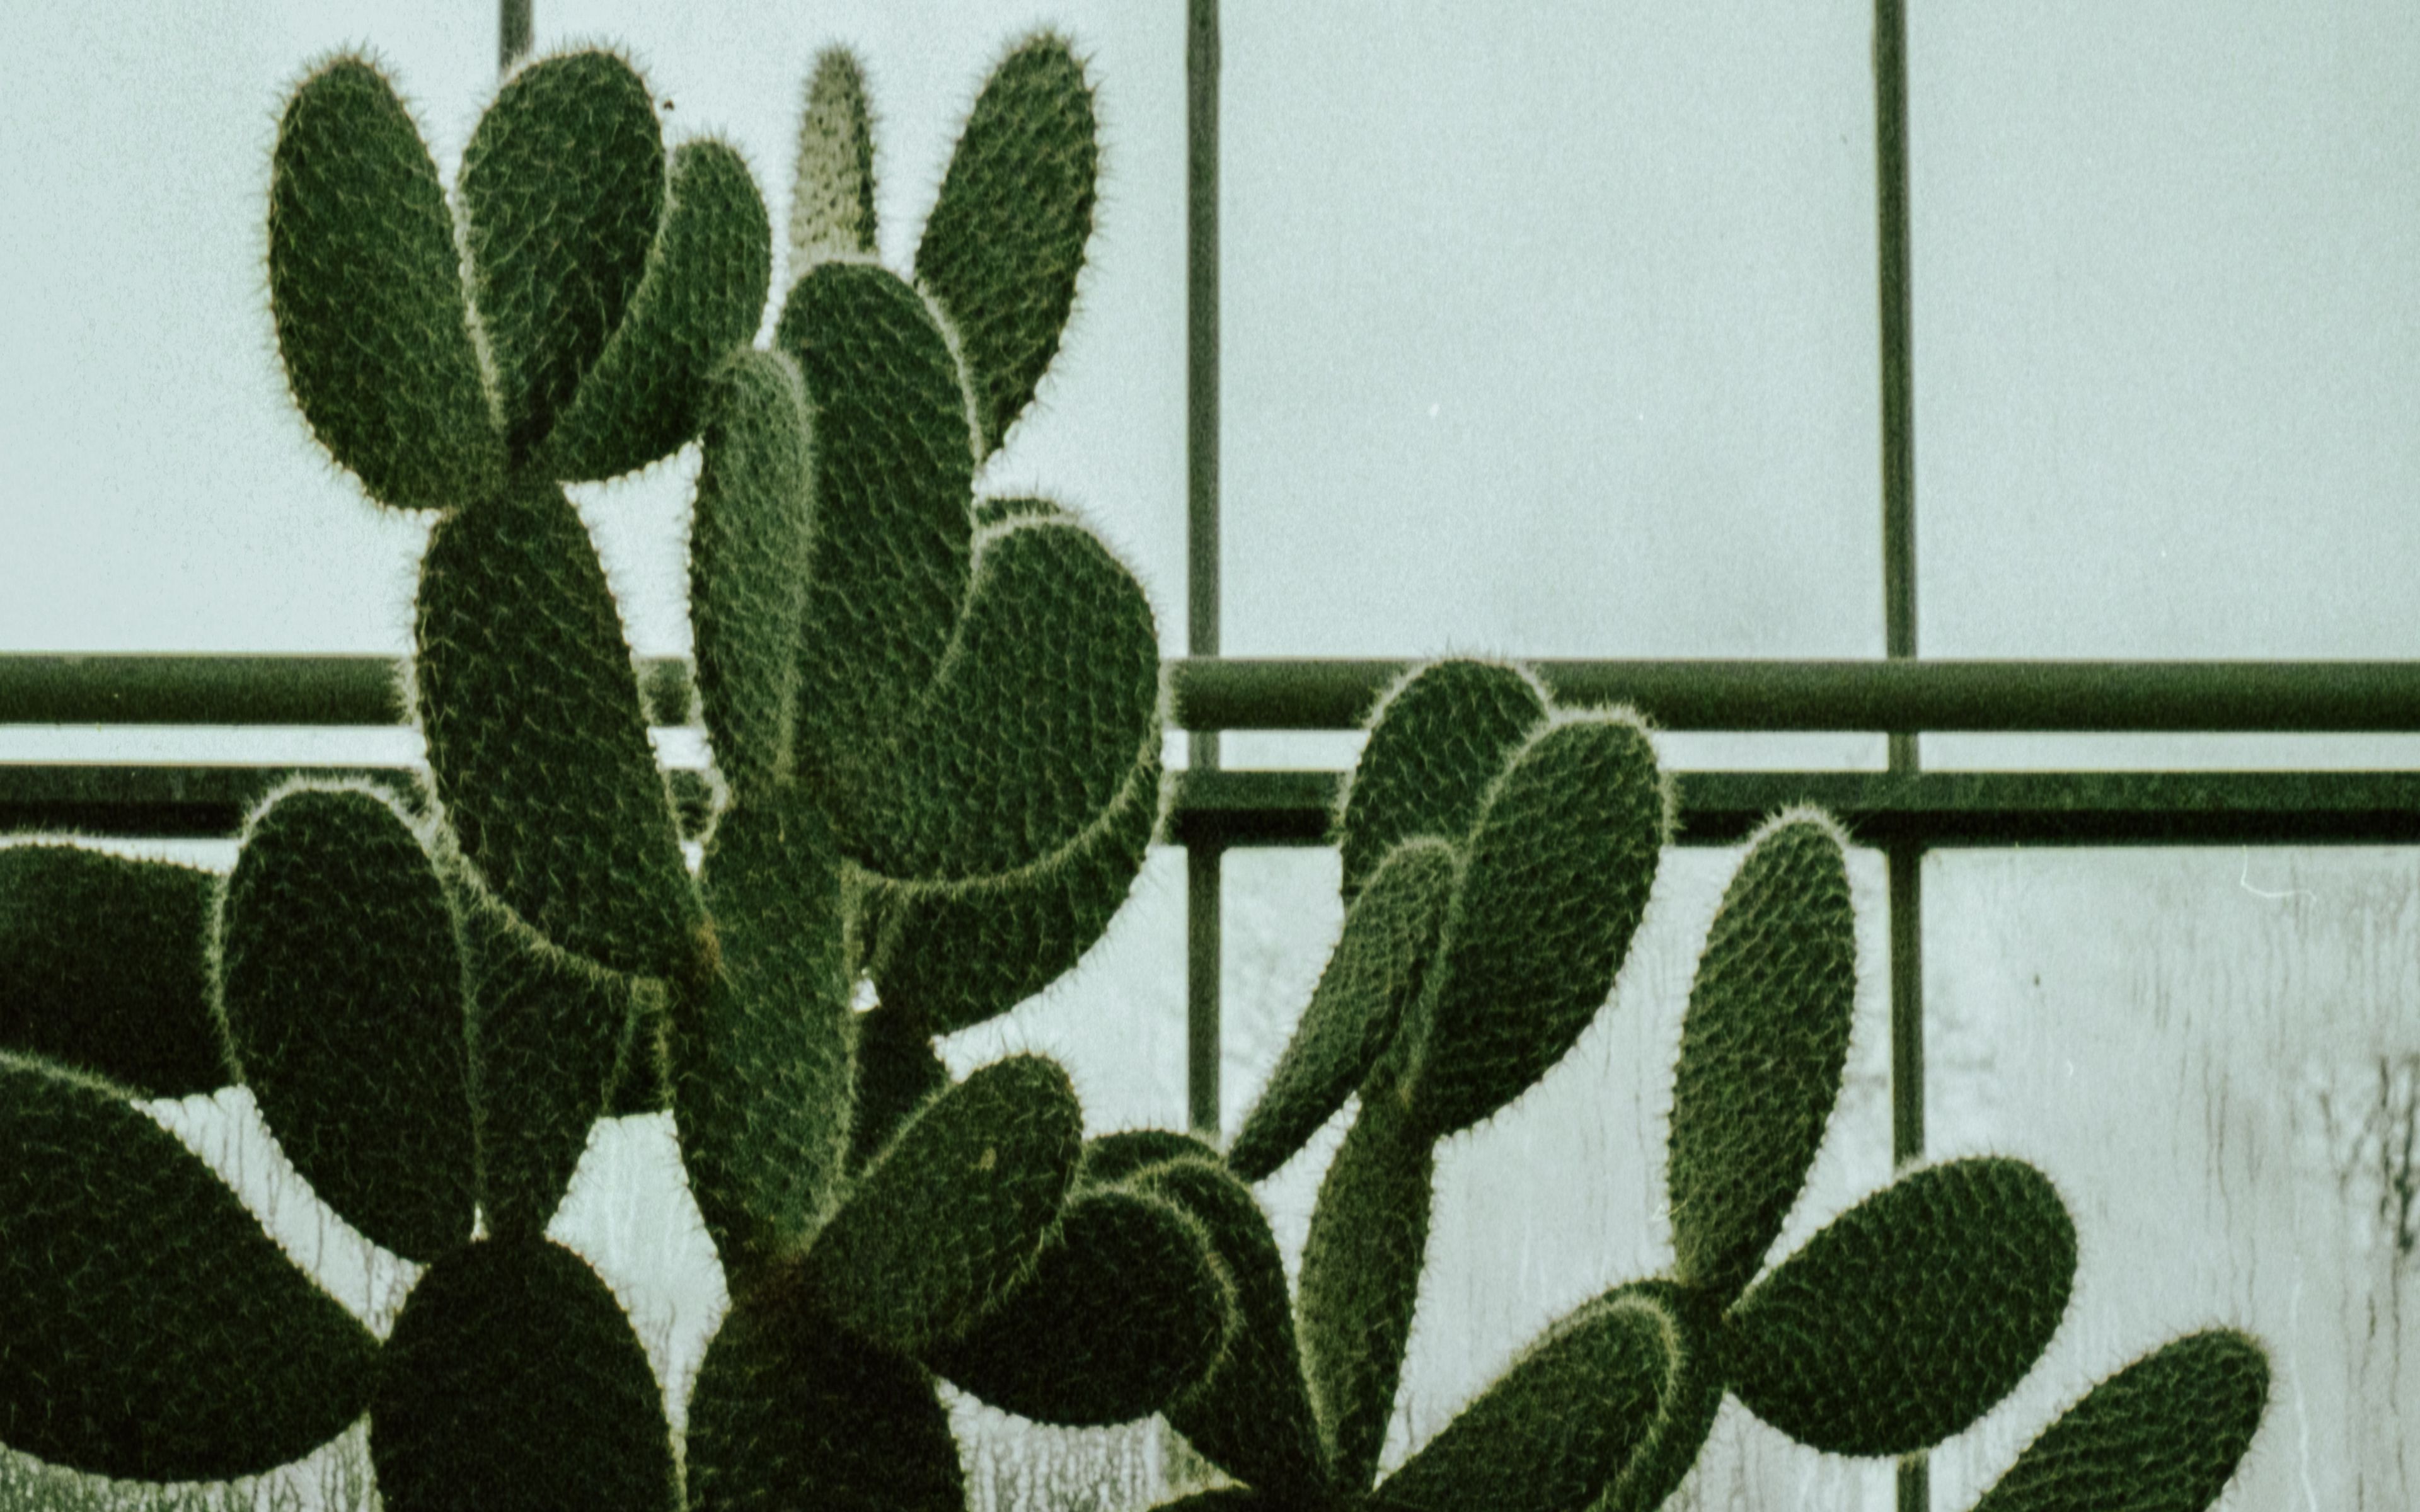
[1185,0,1224,1138]
[1874,3,1926,1509]
[498,0,533,74]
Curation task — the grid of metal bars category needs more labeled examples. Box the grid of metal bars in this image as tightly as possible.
[0,6,2407,1508]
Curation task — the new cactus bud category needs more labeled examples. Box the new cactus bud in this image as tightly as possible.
[790,48,879,268]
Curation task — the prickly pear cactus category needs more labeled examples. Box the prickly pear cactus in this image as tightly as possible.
[1143,658,2271,1512]
[1,30,1226,1512]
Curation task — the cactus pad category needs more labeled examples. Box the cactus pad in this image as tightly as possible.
[1401,711,1666,1138]
[798,1053,1081,1351]
[0,1055,378,1480]
[1969,1330,2269,1512]
[544,137,774,483]
[859,739,1160,1033]
[926,1186,1230,1425]
[686,1291,962,1512]
[914,33,1098,456]
[775,260,976,777]
[461,49,664,462]
[1298,1091,1434,1492]
[414,477,701,980]
[370,1237,676,1512]
[268,57,500,509]
[1667,810,1857,1305]
[1366,1285,1670,1512]
[0,844,227,1097]
[843,513,1159,880]
[790,49,879,267]
[216,784,473,1262]
[1336,660,1547,903]
[1228,837,1458,1183]
[677,796,852,1268]
[1724,1157,2077,1456]
[464,900,642,1237]
[1139,1157,1334,1504]
[689,347,815,799]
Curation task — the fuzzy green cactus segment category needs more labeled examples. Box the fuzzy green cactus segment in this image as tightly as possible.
[925,1184,1231,1426]
[461,49,665,463]
[844,1000,951,1169]
[0,844,228,1097]
[1968,1330,2270,1512]
[1298,1087,1435,1493]
[214,782,474,1262]
[0,1055,378,1480]
[797,1053,1081,1352]
[268,56,500,510]
[1399,709,1667,1139]
[414,476,701,980]
[858,740,1160,1034]
[543,137,775,483]
[843,513,1160,880]
[685,1290,964,1512]
[1335,659,1547,904]
[790,49,879,266]
[1228,837,1458,1182]
[1724,1156,2077,1456]
[689,347,815,799]
[914,33,1098,456]
[1598,1282,1726,1512]
[775,260,976,780]
[464,901,640,1236]
[1666,809,1857,1305]
[369,1237,677,1512]
[677,796,853,1270]
[1364,1285,1672,1512]
[1138,1156,1335,1506]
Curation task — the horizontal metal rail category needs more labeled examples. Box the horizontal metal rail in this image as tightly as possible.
[6,763,2420,849]
[13,654,2420,733]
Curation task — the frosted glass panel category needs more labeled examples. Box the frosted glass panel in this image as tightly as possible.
[1219,842,1898,1507]
[1914,0,2420,657]
[1926,849,2420,1509]
[1222,1,1882,658]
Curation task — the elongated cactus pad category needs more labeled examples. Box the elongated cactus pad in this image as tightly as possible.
[915,32,1097,456]
[1969,1330,2269,1512]
[860,740,1160,1034]
[415,478,701,980]
[1228,837,1458,1183]
[0,844,227,1097]
[1139,1157,1334,1504]
[775,260,975,777]
[1081,1127,1220,1187]
[686,1292,962,1512]
[1401,711,1666,1138]
[1298,1091,1435,1492]
[1667,810,1857,1305]
[464,900,640,1237]
[1725,1157,2077,1456]
[0,1055,377,1480]
[790,49,879,267]
[216,783,473,1262]
[1598,1282,1727,1512]
[690,347,815,798]
[926,1186,1230,1425]
[843,513,1160,881]
[1366,1286,1670,1512]
[370,1237,676,1512]
[677,796,852,1269]
[544,137,773,483]
[462,49,664,461]
[799,1053,1081,1351]
[268,56,500,509]
[1336,660,1547,904]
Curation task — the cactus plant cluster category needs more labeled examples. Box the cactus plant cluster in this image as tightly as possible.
[0,23,2271,1512]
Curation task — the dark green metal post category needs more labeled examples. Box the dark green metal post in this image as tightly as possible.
[1185,0,1224,1138]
